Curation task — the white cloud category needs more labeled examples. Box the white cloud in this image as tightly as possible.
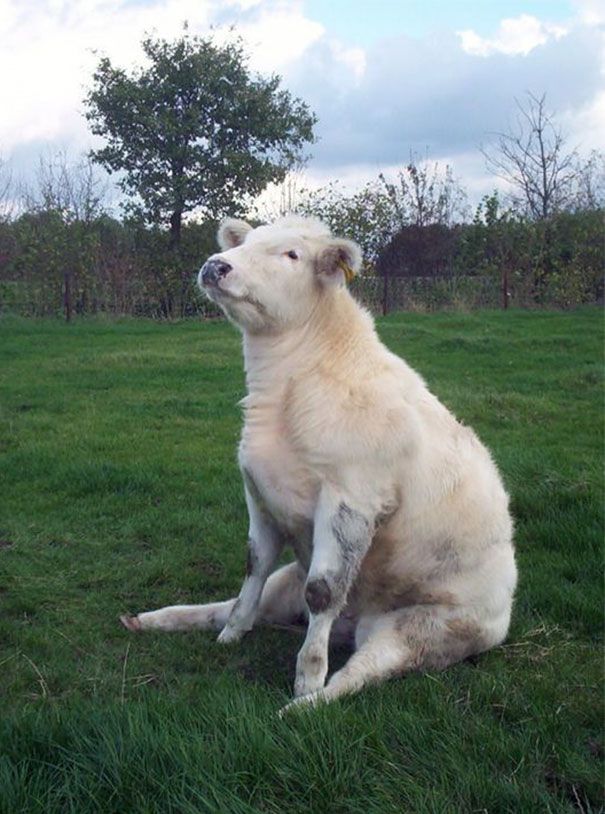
[225,6,324,73]
[572,0,605,26]
[457,14,567,57]
[329,42,366,82]
[563,90,605,152]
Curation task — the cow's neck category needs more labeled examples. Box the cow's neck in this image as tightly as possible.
[242,327,308,397]
[242,289,377,399]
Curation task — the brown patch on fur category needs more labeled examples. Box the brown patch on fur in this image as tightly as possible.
[391,609,487,672]
[432,538,461,575]
[389,585,458,610]
[352,524,465,615]
[392,607,436,669]
[445,618,486,654]
[425,617,486,669]
[305,578,332,613]
[353,527,399,604]
[358,565,459,611]
[393,606,434,636]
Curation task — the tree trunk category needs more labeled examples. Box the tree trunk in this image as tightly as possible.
[169,208,187,317]
[169,209,182,249]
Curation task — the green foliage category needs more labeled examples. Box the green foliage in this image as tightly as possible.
[0,310,602,812]
[298,178,400,267]
[1,203,602,317]
[376,192,604,310]
[544,210,605,306]
[119,217,222,318]
[85,32,317,239]
[457,200,604,307]
[0,214,222,319]
[379,160,468,227]
[1,149,602,317]
[5,210,101,317]
[297,157,467,266]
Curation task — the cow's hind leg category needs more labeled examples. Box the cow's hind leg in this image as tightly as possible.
[121,562,306,633]
[282,603,507,712]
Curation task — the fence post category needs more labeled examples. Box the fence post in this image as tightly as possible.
[502,265,509,310]
[63,270,72,322]
[382,266,389,316]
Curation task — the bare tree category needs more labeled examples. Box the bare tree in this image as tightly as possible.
[482,92,578,220]
[22,150,108,223]
[17,151,110,322]
[250,164,307,221]
[379,154,468,228]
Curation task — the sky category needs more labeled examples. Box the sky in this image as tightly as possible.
[1,0,604,210]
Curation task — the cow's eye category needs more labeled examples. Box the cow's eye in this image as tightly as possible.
[286,250,299,260]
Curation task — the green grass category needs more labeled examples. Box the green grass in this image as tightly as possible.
[0,308,602,813]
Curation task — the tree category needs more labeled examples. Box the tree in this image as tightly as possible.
[85,31,317,247]
[379,156,468,228]
[572,150,605,212]
[296,155,468,272]
[22,151,108,224]
[17,152,108,321]
[481,92,578,220]
[298,179,400,268]
[249,164,307,222]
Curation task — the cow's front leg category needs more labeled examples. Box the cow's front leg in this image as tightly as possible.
[217,481,283,644]
[294,488,373,697]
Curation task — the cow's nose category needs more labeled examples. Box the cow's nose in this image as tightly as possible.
[200,258,232,286]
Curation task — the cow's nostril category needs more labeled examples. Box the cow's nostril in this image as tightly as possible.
[215,260,232,278]
[201,258,232,285]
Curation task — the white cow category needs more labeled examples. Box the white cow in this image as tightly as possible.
[121,216,517,711]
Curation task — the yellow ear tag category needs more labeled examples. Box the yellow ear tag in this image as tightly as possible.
[337,259,356,284]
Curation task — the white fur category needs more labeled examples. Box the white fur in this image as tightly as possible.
[124,216,517,712]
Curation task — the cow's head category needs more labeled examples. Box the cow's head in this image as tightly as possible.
[198,216,362,333]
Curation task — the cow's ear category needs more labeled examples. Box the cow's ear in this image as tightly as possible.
[316,238,362,286]
[218,219,253,250]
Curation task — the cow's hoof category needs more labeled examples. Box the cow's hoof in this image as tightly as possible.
[294,673,326,698]
[217,625,243,645]
[278,691,325,717]
[120,614,141,633]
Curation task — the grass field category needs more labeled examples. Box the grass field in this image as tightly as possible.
[0,308,602,813]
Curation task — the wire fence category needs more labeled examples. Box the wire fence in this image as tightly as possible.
[1,270,601,320]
